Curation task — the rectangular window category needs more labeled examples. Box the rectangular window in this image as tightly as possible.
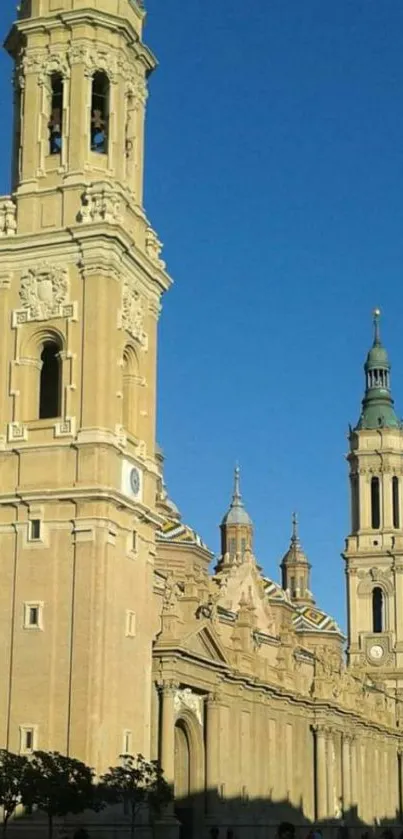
[132,531,138,553]
[393,477,400,529]
[125,610,136,638]
[123,730,132,755]
[30,519,41,540]
[24,602,43,630]
[371,477,381,530]
[20,726,36,755]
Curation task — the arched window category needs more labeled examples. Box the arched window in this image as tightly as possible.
[393,476,400,529]
[39,342,61,419]
[122,346,139,436]
[371,477,380,529]
[372,587,384,633]
[351,475,360,533]
[49,73,63,155]
[91,72,109,154]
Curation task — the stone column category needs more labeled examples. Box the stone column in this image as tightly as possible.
[350,737,358,816]
[205,692,221,815]
[327,729,335,818]
[342,735,351,814]
[160,681,178,795]
[398,749,403,822]
[314,726,328,820]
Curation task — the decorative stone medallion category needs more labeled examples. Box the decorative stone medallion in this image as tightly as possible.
[18,263,70,322]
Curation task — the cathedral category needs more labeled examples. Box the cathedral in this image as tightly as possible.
[0,2,403,837]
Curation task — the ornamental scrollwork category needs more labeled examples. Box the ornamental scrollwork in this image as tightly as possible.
[79,186,122,225]
[68,44,118,82]
[38,52,70,86]
[146,227,166,270]
[119,280,148,349]
[0,200,17,236]
[18,263,69,321]
[174,688,203,726]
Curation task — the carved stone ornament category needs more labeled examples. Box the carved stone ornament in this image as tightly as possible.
[119,280,148,349]
[38,52,70,85]
[357,567,393,596]
[146,227,166,270]
[18,263,69,322]
[174,688,203,726]
[68,44,117,83]
[79,186,122,225]
[0,200,17,236]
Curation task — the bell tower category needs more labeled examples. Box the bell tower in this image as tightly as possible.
[0,0,171,771]
[344,311,403,689]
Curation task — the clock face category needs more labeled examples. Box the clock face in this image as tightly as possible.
[370,644,384,661]
[130,467,140,496]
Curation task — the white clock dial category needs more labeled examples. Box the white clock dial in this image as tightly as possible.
[121,459,143,500]
[370,644,384,661]
[130,467,140,496]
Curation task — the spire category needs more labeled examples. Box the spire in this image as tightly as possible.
[291,511,299,545]
[355,309,400,431]
[373,307,381,346]
[221,465,253,527]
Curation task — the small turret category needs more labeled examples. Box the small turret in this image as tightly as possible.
[281,513,314,605]
[220,466,253,562]
[356,309,400,430]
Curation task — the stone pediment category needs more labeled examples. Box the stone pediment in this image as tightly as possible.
[214,553,275,634]
[181,623,229,666]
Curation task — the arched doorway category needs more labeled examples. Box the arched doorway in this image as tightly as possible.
[174,715,204,839]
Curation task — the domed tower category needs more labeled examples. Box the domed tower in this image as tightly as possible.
[344,310,403,688]
[281,513,314,605]
[220,466,253,562]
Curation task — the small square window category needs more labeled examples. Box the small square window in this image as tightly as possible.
[123,729,132,755]
[20,726,36,755]
[125,610,136,638]
[30,519,41,541]
[23,602,43,630]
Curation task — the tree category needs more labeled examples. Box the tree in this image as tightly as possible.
[20,751,98,839]
[100,754,172,839]
[0,750,28,835]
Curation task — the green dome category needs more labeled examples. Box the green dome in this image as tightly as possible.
[365,344,389,370]
[355,310,401,431]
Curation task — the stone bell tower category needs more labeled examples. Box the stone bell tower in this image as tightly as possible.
[343,310,403,690]
[0,0,171,771]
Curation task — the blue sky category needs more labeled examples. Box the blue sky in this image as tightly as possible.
[2,1,403,630]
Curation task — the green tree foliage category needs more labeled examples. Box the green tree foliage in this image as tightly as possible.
[0,750,28,835]
[100,754,171,839]
[20,751,98,839]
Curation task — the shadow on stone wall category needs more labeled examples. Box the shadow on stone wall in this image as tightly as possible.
[3,792,403,839]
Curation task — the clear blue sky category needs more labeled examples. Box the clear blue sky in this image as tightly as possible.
[2,1,403,631]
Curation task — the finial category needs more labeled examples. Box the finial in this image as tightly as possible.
[373,308,381,346]
[233,463,241,500]
[291,512,300,545]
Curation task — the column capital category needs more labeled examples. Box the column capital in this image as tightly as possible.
[312,723,332,736]
[206,689,223,706]
[158,679,179,698]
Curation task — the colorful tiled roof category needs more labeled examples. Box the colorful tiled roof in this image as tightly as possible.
[264,579,290,602]
[293,604,344,636]
[157,517,211,552]
[264,578,343,637]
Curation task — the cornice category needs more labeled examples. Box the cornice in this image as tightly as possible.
[14,11,156,73]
